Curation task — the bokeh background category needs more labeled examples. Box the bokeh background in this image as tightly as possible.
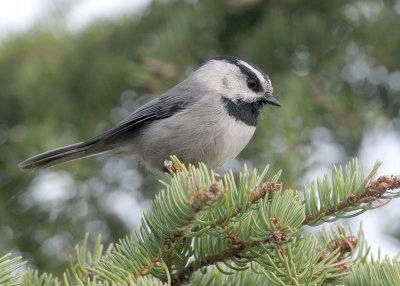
[1,0,400,276]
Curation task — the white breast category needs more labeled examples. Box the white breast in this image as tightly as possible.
[209,116,256,168]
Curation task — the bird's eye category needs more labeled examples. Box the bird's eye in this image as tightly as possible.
[247,78,258,90]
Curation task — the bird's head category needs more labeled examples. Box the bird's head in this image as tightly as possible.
[193,56,281,110]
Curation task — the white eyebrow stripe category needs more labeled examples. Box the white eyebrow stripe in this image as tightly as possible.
[238,60,265,84]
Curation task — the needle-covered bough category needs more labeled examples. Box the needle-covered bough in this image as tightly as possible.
[2,157,400,285]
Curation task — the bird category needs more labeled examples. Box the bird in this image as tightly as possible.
[19,56,281,172]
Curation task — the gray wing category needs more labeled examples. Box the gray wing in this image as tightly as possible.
[118,91,194,126]
[90,82,200,145]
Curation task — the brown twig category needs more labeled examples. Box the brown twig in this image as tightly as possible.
[171,238,274,285]
[303,175,400,225]
[140,244,169,276]
[140,253,160,276]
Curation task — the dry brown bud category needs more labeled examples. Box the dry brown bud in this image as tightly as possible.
[189,182,224,212]
[334,235,358,253]
[272,217,281,226]
[346,236,358,250]
[164,160,173,170]
[378,182,389,192]
[347,194,357,204]
[318,251,329,262]
[163,160,184,173]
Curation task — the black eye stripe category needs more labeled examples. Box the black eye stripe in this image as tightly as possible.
[237,64,263,92]
[212,56,264,93]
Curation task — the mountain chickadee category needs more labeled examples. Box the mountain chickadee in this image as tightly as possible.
[19,56,281,172]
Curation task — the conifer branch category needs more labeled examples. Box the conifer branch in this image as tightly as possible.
[143,167,278,283]
[303,174,400,225]
[3,158,400,286]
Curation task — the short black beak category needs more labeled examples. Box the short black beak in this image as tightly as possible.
[265,95,282,107]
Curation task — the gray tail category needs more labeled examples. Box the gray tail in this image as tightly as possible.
[19,139,104,170]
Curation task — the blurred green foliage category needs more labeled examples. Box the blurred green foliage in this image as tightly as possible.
[0,0,399,276]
